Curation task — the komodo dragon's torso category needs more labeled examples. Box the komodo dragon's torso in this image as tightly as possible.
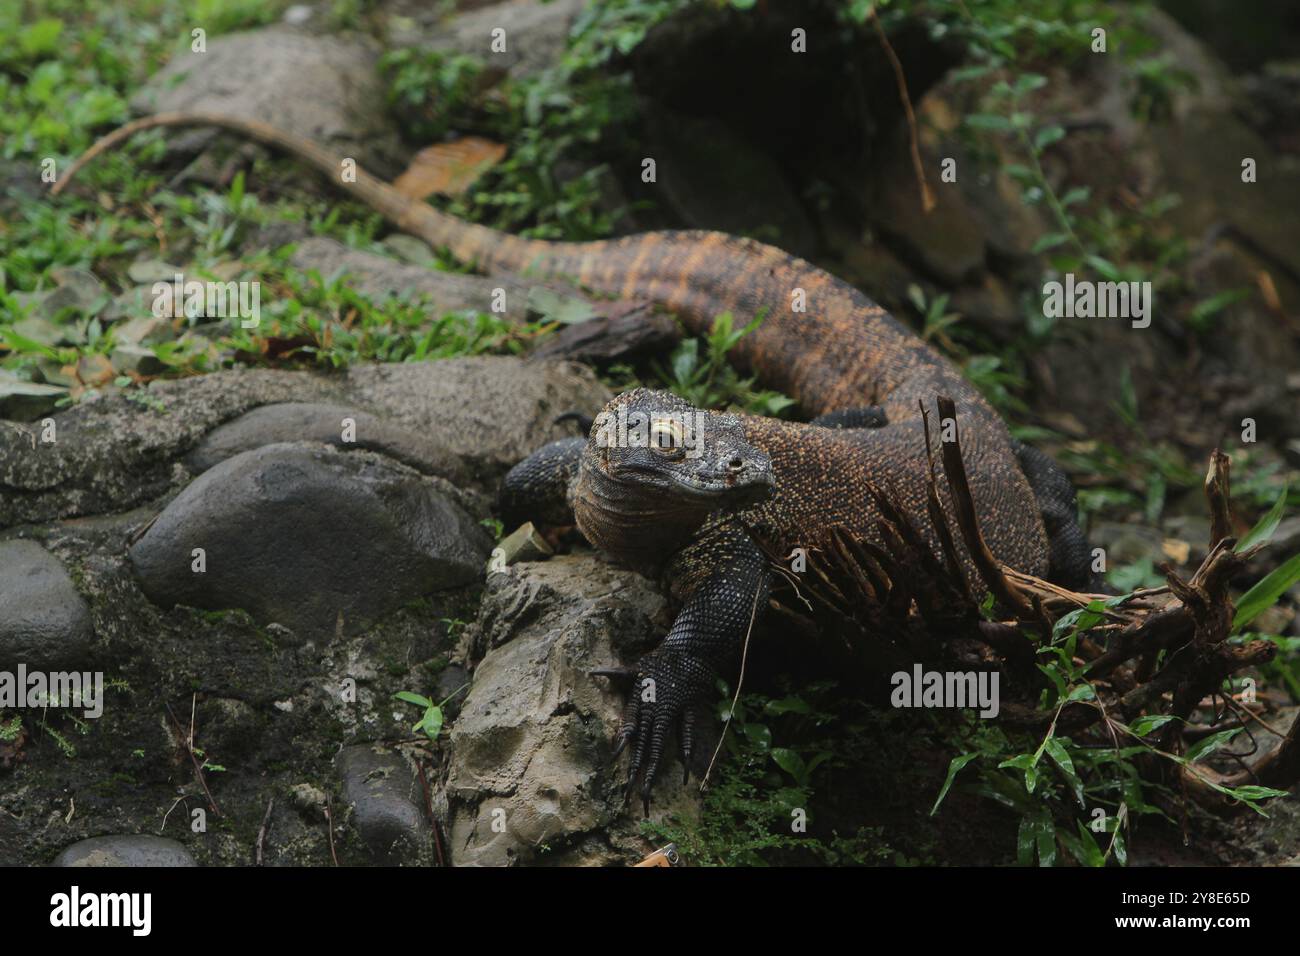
[56,113,1093,806]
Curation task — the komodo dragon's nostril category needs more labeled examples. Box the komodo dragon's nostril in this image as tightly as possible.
[727,456,745,472]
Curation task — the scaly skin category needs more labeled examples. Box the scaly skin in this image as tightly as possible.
[57,114,1094,809]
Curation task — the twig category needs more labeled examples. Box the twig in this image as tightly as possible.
[934,396,1037,622]
[1204,449,1233,547]
[324,796,339,866]
[163,699,221,817]
[255,797,274,866]
[869,5,934,213]
[699,577,765,791]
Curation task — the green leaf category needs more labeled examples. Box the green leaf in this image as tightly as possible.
[966,113,1013,132]
[394,691,432,707]
[1045,738,1085,806]
[1004,163,1036,183]
[770,747,806,780]
[420,705,444,741]
[670,338,699,385]
[1016,816,1036,866]
[1034,815,1057,867]
[1033,125,1065,151]
[1189,288,1249,330]
[742,722,772,751]
[931,752,979,815]
[527,287,597,325]
[1014,73,1048,95]
[0,330,62,360]
[1233,553,1300,632]
[1184,728,1241,764]
[1086,255,1122,281]
[1225,785,1289,802]
[1127,714,1177,737]
[1236,482,1290,553]
[950,63,996,83]
[1075,820,1106,866]
[20,18,63,57]
[1031,232,1070,254]
[1066,683,1096,703]
[1060,187,1091,207]
[764,696,812,716]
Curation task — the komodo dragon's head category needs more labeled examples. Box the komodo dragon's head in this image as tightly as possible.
[573,388,774,568]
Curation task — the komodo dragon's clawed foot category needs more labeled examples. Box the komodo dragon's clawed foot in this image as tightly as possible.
[611,648,714,816]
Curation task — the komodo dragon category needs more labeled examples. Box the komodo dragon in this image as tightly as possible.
[56,113,1095,809]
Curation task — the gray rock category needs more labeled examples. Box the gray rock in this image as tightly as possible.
[10,316,63,347]
[126,259,183,285]
[110,344,165,377]
[111,312,173,346]
[185,401,474,486]
[1264,517,1300,564]
[53,835,196,867]
[0,367,341,528]
[0,371,66,422]
[129,27,407,178]
[400,0,584,78]
[1,358,604,528]
[129,443,491,635]
[337,744,431,865]
[40,268,108,319]
[446,554,699,866]
[0,540,94,670]
[379,234,438,267]
[346,358,609,483]
[289,237,539,319]
[1089,522,1166,570]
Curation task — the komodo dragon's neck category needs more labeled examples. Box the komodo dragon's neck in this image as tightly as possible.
[54,112,977,421]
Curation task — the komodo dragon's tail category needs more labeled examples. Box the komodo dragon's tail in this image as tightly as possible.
[54,112,964,421]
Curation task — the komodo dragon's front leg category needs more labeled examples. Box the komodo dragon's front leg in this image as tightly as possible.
[616,527,770,811]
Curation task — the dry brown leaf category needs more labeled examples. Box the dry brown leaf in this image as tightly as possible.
[392,137,507,200]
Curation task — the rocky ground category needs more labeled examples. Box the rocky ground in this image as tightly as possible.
[2,0,1299,866]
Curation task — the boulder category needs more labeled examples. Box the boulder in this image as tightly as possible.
[337,744,432,865]
[129,443,491,635]
[129,26,407,177]
[0,540,94,670]
[53,835,196,867]
[446,553,700,866]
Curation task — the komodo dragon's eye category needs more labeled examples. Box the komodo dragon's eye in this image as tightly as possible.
[649,418,686,459]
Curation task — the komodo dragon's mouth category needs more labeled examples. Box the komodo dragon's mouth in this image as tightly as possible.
[664,459,776,505]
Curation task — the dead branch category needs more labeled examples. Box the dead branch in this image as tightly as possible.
[756,401,1300,815]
